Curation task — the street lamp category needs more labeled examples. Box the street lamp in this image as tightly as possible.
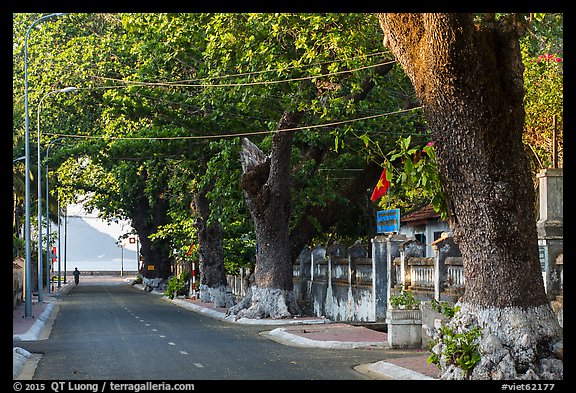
[37,87,77,302]
[23,12,67,317]
[13,156,26,250]
[45,137,65,292]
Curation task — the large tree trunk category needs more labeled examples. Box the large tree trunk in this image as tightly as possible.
[378,13,562,380]
[132,192,173,280]
[228,111,303,319]
[192,184,235,308]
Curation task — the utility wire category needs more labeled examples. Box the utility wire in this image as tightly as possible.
[88,60,397,89]
[69,50,389,85]
[45,106,423,141]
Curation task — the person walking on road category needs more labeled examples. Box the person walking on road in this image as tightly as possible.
[73,267,81,285]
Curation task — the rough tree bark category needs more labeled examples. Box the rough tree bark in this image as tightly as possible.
[227,111,304,319]
[132,193,173,280]
[378,13,562,380]
[192,184,235,308]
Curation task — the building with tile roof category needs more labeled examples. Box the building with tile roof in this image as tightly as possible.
[399,205,451,257]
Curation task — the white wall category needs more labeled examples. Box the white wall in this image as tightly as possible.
[399,220,451,257]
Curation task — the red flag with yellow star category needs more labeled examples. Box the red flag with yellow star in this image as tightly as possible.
[370,168,390,202]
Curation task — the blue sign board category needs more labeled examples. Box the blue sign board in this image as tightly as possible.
[377,209,400,234]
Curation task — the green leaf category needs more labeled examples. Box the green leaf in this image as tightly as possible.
[404,156,414,174]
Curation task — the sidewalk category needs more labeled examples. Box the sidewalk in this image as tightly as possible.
[13,276,439,380]
[13,280,74,379]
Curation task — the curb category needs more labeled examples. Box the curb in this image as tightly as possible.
[13,347,33,379]
[13,303,55,342]
[13,303,57,379]
[169,297,331,326]
[355,360,436,380]
[12,283,73,379]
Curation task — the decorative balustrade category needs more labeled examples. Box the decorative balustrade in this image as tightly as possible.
[225,234,466,321]
[446,256,465,288]
[226,231,556,322]
[408,257,435,290]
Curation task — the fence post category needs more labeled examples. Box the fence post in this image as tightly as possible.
[371,235,387,321]
[399,239,425,289]
[372,234,406,321]
[431,233,460,301]
[310,244,325,283]
[298,247,311,300]
[387,234,407,296]
[536,168,563,300]
[327,241,344,291]
[348,240,366,287]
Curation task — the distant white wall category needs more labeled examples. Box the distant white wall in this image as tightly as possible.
[399,220,451,257]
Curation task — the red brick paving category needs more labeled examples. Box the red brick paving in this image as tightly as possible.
[282,323,388,342]
[13,300,50,335]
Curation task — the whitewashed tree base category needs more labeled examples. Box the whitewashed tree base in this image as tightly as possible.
[226,286,301,319]
[431,303,563,380]
[199,284,235,308]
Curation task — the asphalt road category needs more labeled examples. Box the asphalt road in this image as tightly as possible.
[18,278,388,381]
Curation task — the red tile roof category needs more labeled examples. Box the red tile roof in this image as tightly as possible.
[401,204,441,223]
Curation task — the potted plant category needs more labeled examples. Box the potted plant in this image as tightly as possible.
[386,285,422,348]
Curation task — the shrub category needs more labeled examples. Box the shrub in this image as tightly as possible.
[389,285,420,310]
[427,325,482,374]
[426,302,482,376]
[165,271,190,300]
[430,298,460,318]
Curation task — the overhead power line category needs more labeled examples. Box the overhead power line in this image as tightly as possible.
[45,106,424,141]
[88,60,397,89]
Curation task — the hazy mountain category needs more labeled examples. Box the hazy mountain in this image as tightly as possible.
[61,217,137,262]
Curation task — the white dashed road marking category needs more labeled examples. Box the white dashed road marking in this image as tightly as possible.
[123,307,190,356]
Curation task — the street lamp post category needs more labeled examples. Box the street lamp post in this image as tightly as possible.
[116,240,125,277]
[13,156,26,250]
[57,198,62,288]
[23,12,67,317]
[63,206,68,284]
[45,137,65,293]
[121,244,124,277]
[37,88,77,302]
